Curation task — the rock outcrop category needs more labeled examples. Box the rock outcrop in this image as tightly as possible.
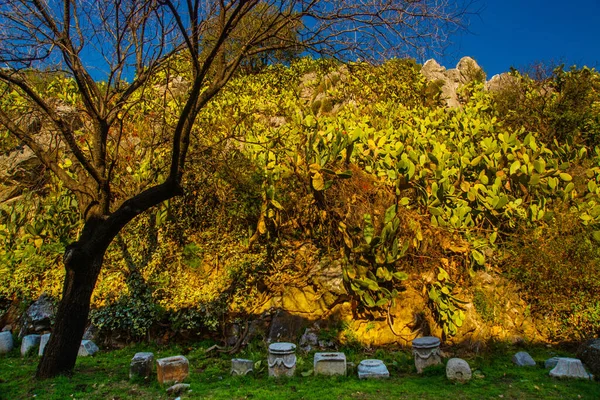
[420,57,485,108]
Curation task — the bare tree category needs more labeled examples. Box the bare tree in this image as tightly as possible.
[0,0,472,378]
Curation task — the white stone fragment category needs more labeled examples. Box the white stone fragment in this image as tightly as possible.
[0,331,14,354]
[78,340,99,356]
[549,358,592,380]
[314,352,346,376]
[357,359,389,379]
[20,334,41,356]
[38,333,51,356]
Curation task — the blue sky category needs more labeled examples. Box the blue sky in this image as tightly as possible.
[441,0,600,77]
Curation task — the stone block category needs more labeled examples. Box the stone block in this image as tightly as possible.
[549,358,592,380]
[21,334,41,356]
[38,333,51,356]
[512,351,536,367]
[268,342,296,378]
[446,358,472,382]
[231,358,254,376]
[78,340,99,356]
[0,331,14,354]
[412,336,442,373]
[314,352,346,376]
[357,359,389,379]
[157,356,189,384]
[130,352,154,379]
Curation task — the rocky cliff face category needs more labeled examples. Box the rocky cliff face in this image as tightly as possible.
[420,56,519,108]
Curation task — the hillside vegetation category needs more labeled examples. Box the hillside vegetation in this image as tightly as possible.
[1,57,599,345]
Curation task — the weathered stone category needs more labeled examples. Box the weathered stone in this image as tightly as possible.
[577,338,600,379]
[157,356,189,384]
[267,310,305,343]
[78,340,99,357]
[315,259,347,296]
[446,358,472,382]
[0,331,14,354]
[268,342,296,378]
[226,324,242,347]
[485,73,518,92]
[19,294,54,339]
[512,351,536,367]
[456,56,485,82]
[166,383,191,396]
[357,359,389,379]
[299,328,319,352]
[549,358,592,380]
[38,333,51,356]
[421,59,446,79]
[130,352,154,379]
[412,336,442,373]
[314,352,346,376]
[420,57,484,108]
[20,334,41,356]
[545,357,561,369]
[2,325,12,332]
[231,358,254,376]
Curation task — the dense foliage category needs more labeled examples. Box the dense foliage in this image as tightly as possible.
[1,57,599,341]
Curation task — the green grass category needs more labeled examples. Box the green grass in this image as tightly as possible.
[0,342,598,400]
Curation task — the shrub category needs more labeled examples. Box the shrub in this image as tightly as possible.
[503,208,600,339]
[493,65,600,147]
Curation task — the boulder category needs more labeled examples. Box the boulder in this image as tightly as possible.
[577,338,600,378]
[267,310,305,343]
[78,340,99,356]
[0,331,14,354]
[157,356,189,384]
[549,358,592,380]
[512,351,536,367]
[38,333,51,356]
[130,352,154,379]
[299,328,319,352]
[446,358,472,382]
[19,293,54,339]
[20,334,41,356]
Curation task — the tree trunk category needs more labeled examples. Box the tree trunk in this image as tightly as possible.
[35,181,182,379]
[36,237,106,379]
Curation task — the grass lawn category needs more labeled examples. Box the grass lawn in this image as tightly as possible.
[0,341,598,399]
